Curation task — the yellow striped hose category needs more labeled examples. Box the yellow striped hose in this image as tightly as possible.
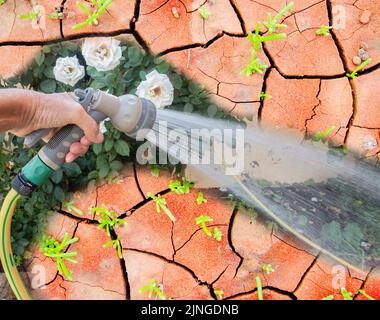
[0,188,31,300]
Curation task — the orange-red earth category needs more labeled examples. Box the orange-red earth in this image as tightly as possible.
[0,0,379,300]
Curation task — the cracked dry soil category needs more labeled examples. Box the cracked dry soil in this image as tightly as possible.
[0,0,379,300]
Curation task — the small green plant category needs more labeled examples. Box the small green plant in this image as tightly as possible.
[40,233,78,280]
[241,49,268,76]
[147,193,176,222]
[259,92,272,101]
[149,165,160,177]
[195,215,213,237]
[261,264,274,274]
[73,0,113,30]
[168,179,194,194]
[49,8,65,20]
[313,126,335,142]
[103,235,123,259]
[198,5,210,20]
[263,2,294,34]
[0,0,7,6]
[256,276,264,300]
[323,289,376,300]
[63,200,84,216]
[17,9,41,23]
[91,205,126,237]
[139,279,166,300]
[214,289,224,299]
[196,191,207,205]
[357,290,375,300]
[316,25,332,36]
[340,288,353,300]
[248,22,287,52]
[346,58,372,79]
[213,227,222,241]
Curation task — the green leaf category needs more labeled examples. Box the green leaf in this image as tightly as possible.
[156,62,170,73]
[184,103,193,113]
[53,186,65,202]
[98,163,110,179]
[188,82,203,94]
[91,80,106,89]
[170,73,183,89]
[92,143,103,155]
[51,170,63,184]
[40,79,57,93]
[110,160,123,171]
[104,137,114,152]
[207,105,218,117]
[63,162,81,177]
[114,140,130,156]
[35,52,45,66]
[88,170,98,180]
[128,46,143,66]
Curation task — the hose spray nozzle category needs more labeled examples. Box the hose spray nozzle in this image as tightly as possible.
[14,89,157,196]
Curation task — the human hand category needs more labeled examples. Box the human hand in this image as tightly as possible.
[9,90,104,163]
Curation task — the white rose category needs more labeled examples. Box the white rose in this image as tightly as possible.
[82,37,122,72]
[53,56,85,87]
[136,70,174,108]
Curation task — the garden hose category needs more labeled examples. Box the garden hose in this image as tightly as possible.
[0,88,157,300]
[0,189,30,300]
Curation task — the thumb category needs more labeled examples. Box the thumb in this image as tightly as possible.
[74,109,104,144]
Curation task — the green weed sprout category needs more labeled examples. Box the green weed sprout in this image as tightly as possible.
[357,290,375,300]
[103,235,123,259]
[259,92,272,101]
[195,215,214,237]
[139,279,166,300]
[17,9,41,23]
[91,205,126,237]
[316,25,332,36]
[346,58,372,79]
[73,0,113,30]
[341,288,353,300]
[263,2,294,34]
[63,200,84,216]
[313,126,335,142]
[214,290,224,299]
[198,6,210,20]
[248,22,287,52]
[261,264,274,274]
[49,9,65,20]
[323,289,376,300]
[0,0,6,6]
[147,193,176,222]
[241,50,268,76]
[213,227,222,241]
[150,165,160,177]
[168,179,194,194]
[40,233,78,280]
[256,276,264,300]
[196,191,207,205]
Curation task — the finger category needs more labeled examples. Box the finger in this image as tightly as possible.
[65,152,77,163]
[73,108,104,144]
[41,128,59,143]
[69,142,89,156]
[80,136,92,147]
